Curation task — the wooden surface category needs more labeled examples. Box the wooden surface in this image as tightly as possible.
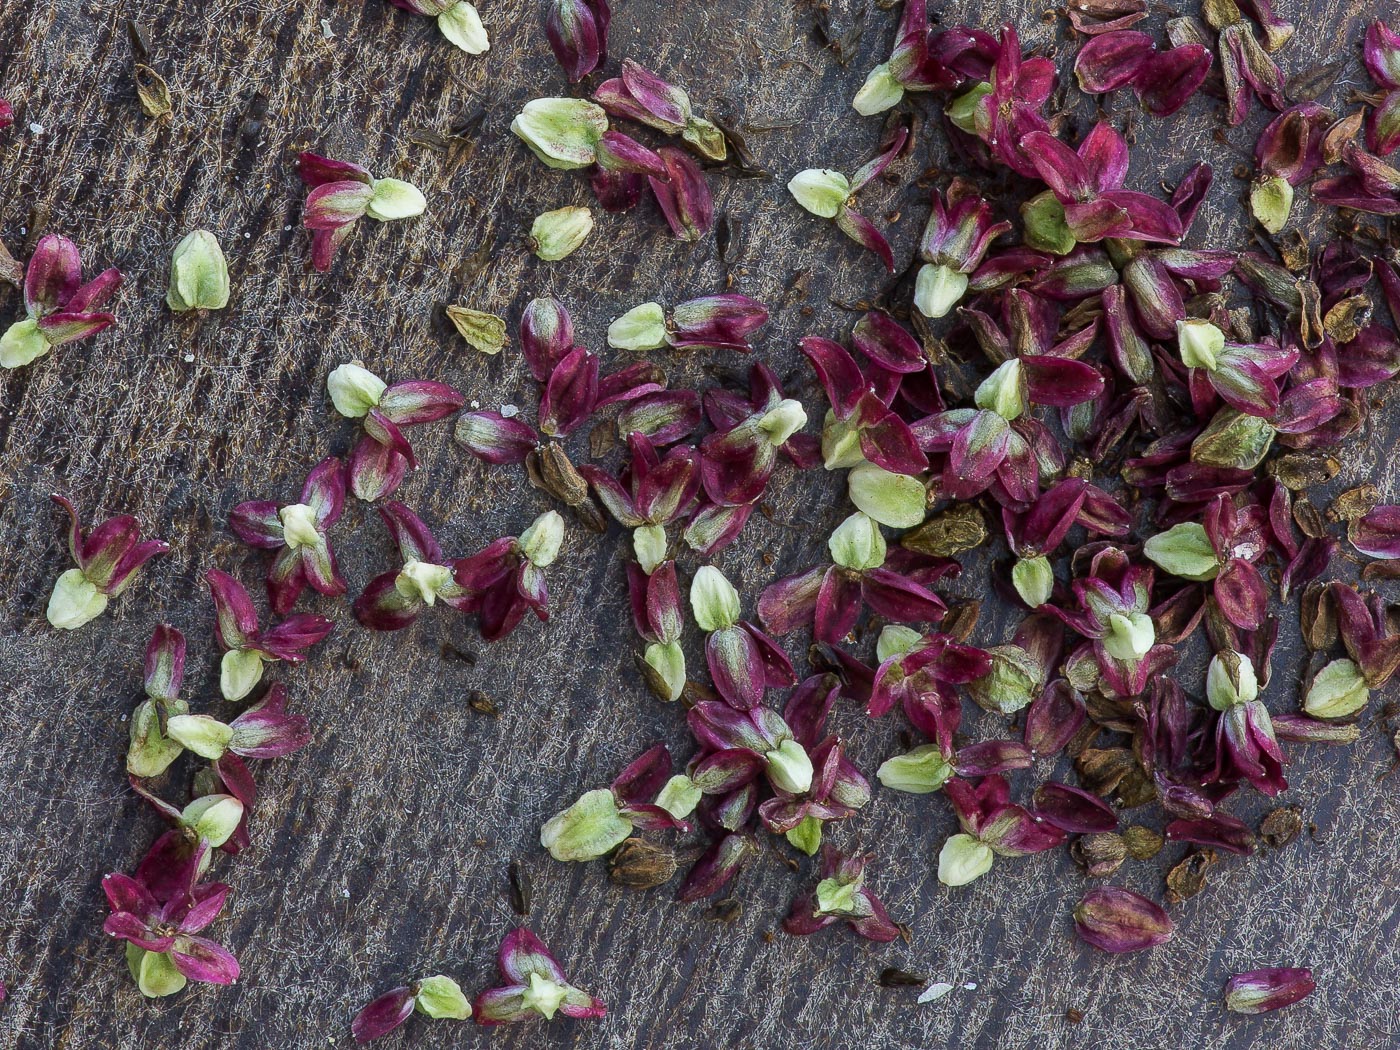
[0,1,1397,1048]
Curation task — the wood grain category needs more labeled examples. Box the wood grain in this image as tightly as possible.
[0,1,1396,1048]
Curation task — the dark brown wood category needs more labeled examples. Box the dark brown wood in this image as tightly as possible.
[0,1,1395,1048]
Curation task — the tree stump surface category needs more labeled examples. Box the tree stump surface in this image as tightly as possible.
[0,1,1395,1048]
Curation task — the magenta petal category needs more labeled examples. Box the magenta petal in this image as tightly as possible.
[649,146,713,241]
[545,0,610,82]
[1225,968,1316,1015]
[1024,680,1087,756]
[143,623,187,701]
[799,336,866,418]
[611,743,673,804]
[207,569,258,651]
[1073,887,1173,953]
[851,310,925,373]
[497,928,568,986]
[36,310,115,346]
[539,347,600,438]
[706,626,767,710]
[24,234,82,315]
[758,566,825,636]
[861,569,945,625]
[352,986,417,1043]
[956,739,1033,776]
[1350,504,1400,558]
[353,572,423,631]
[349,434,410,503]
[814,567,863,645]
[520,297,574,382]
[1134,44,1212,117]
[170,935,240,984]
[378,380,464,425]
[690,748,765,793]
[304,180,373,229]
[834,207,895,272]
[1074,31,1155,93]
[677,833,753,902]
[1215,557,1268,629]
[1033,781,1119,833]
[1023,355,1105,407]
[454,411,539,465]
[298,151,372,189]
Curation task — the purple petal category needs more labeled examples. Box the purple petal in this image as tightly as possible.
[352,986,416,1043]
[1073,887,1173,953]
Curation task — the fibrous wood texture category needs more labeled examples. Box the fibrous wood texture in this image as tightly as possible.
[0,0,1397,1048]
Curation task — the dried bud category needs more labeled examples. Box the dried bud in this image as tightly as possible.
[446,306,507,354]
[530,206,594,261]
[1122,825,1164,859]
[1165,848,1217,902]
[828,511,886,571]
[1072,887,1173,953]
[608,838,678,888]
[607,302,668,351]
[877,744,954,794]
[1143,522,1220,580]
[511,98,608,169]
[1224,968,1315,1015]
[847,463,926,529]
[1302,658,1369,718]
[1070,832,1127,877]
[166,230,229,312]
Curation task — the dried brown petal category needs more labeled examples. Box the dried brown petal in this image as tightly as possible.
[1285,60,1344,102]
[1292,497,1327,540]
[134,64,172,118]
[531,442,590,506]
[1259,805,1303,848]
[508,860,531,914]
[608,838,678,889]
[708,898,743,923]
[1300,581,1338,651]
[1268,453,1340,490]
[1330,484,1379,523]
[902,504,986,557]
[1165,848,1217,903]
[878,968,926,988]
[1322,112,1364,165]
[1071,832,1127,877]
[446,305,508,354]
[1075,748,1138,798]
[1322,293,1372,346]
[1123,825,1164,860]
[940,600,982,643]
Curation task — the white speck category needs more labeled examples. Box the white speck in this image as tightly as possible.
[284,224,292,231]
[341,888,350,898]
[963,981,978,991]
[918,983,954,1004]
[29,123,44,135]
[183,353,195,363]
[243,232,251,239]
[500,403,519,418]
[321,18,335,38]
[469,399,480,408]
